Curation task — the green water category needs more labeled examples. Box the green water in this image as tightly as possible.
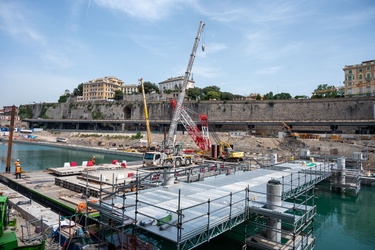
[0,142,140,172]
[1,143,374,249]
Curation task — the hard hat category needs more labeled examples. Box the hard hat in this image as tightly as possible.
[17,159,19,161]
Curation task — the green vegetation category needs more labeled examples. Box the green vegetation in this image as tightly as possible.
[113,90,123,100]
[137,81,160,94]
[38,105,50,119]
[58,94,70,103]
[72,83,83,96]
[92,111,104,119]
[311,84,344,98]
[187,85,244,101]
[18,105,34,119]
[263,91,292,100]
[131,131,143,139]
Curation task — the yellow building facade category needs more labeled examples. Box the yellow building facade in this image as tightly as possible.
[343,60,375,97]
[82,76,124,101]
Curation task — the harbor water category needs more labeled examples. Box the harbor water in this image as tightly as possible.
[0,142,140,171]
[1,142,375,249]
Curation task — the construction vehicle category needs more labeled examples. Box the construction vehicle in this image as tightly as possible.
[218,141,245,162]
[0,196,17,249]
[143,151,194,167]
[143,21,205,167]
[0,195,45,249]
[205,125,244,162]
[169,99,210,151]
[281,122,299,138]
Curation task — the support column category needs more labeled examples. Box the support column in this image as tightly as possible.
[163,168,174,186]
[270,154,277,165]
[266,180,282,243]
[337,157,346,192]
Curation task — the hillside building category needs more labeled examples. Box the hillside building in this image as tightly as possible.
[158,76,195,92]
[82,76,124,101]
[123,84,139,95]
[343,60,375,97]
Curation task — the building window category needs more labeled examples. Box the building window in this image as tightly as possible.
[367,87,371,92]
[348,69,352,74]
[359,74,363,79]
[359,88,363,93]
[348,76,352,80]
[359,68,363,72]
[367,66,371,71]
[348,89,353,94]
[366,73,371,79]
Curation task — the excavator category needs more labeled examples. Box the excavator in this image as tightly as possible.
[281,122,299,138]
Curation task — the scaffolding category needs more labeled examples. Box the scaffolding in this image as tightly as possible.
[76,159,334,250]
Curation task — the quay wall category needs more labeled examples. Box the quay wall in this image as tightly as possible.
[21,97,375,122]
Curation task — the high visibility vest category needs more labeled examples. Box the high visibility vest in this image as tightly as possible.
[15,161,20,167]
[16,166,21,173]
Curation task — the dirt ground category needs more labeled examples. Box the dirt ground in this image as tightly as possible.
[32,130,375,174]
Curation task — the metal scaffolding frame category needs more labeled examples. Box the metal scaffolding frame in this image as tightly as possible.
[76,159,337,250]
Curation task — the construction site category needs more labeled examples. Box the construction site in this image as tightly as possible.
[1,20,375,250]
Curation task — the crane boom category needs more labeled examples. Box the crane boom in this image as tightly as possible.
[170,99,211,151]
[163,21,205,152]
[139,78,152,149]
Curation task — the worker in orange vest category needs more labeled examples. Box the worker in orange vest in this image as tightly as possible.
[15,163,22,179]
[92,156,96,165]
[14,159,20,168]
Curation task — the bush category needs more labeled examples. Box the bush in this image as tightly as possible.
[131,132,143,140]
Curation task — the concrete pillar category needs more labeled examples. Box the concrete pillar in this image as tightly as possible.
[300,149,310,157]
[163,168,174,186]
[337,157,346,192]
[266,180,282,243]
[270,154,277,165]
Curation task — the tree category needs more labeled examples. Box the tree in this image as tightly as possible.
[256,94,262,100]
[311,84,338,98]
[220,92,234,100]
[263,91,274,100]
[186,87,203,100]
[273,92,292,100]
[137,81,159,94]
[72,83,83,96]
[202,85,221,95]
[206,91,220,100]
[113,90,123,100]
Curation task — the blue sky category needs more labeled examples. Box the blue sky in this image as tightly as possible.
[1,0,374,108]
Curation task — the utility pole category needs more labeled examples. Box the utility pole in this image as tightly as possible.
[6,105,16,173]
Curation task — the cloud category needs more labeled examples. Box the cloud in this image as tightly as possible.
[0,1,46,44]
[93,0,186,21]
[255,66,282,75]
[193,65,223,79]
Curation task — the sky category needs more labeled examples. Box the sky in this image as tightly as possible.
[0,0,374,108]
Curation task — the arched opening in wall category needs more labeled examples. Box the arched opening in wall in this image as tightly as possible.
[123,106,132,119]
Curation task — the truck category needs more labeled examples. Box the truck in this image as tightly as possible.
[143,152,194,167]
